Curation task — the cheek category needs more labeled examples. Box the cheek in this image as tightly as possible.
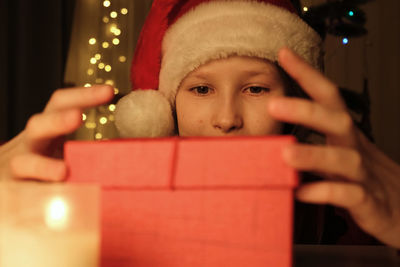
[244,101,283,135]
[175,94,207,136]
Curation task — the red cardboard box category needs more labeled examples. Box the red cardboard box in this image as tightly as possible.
[65,136,298,267]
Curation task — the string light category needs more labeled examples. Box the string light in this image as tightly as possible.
[95,133,103,140]
[99,117,108,124]
[89,38,96,45]
[348,10,354,17]
[110,24,118,34]
[105,80,114,86]
[112,38,120,45]
[342,37,349,45]
[87,68,94,75]
[102,42,110,48]
[110,11,118,18]
[80,0,129,140]
[85,122,97,129]
[108,104,116,112]
[84,83,92,87]
[303,6,308,12]
[113,29,121,36]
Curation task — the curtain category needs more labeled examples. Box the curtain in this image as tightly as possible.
[0,0,76,140]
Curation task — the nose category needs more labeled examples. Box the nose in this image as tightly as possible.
[212,98,243,133]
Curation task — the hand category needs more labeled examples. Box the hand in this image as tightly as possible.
[268,48,400,248]
[0,85,114,181]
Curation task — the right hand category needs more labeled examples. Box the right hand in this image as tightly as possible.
[0,85,114,181]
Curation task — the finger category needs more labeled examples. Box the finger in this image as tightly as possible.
[283,144,364,181]
[268,97,354,138]
[10,153,67,181]
[296,181,367,209]
[278,48,346,110]
[44,85,114,112]
[25,109,82,143]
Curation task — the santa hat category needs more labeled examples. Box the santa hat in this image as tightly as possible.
[115,0,322,138]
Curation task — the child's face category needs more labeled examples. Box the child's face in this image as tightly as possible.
[175,56,285,136]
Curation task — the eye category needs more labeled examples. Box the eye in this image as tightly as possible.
[244,86,270,95]
[190,86,212,95]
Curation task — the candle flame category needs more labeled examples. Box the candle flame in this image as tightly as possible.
[45,197,69,231]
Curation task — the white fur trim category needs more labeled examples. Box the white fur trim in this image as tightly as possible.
[114,90,175,137]
[159,0,322,103]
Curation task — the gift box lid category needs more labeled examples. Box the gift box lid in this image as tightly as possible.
[65,136,298,189]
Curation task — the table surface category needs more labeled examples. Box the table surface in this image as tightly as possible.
[294,245,400,267]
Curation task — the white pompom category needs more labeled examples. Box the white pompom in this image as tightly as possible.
[114,90,175,138]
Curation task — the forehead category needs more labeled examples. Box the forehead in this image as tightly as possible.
[183,56,281,80]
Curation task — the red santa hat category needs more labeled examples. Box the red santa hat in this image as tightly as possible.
[115,0,322,138]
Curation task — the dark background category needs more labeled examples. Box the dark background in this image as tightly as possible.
[0,0,76,140]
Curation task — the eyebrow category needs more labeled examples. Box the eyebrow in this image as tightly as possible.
[190,69,276,79]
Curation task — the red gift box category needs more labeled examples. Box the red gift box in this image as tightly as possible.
[65,136,298,267]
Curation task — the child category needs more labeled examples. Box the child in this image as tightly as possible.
[0,0,399,248]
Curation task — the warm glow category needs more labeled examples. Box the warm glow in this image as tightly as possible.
[112,38,120,45]
[110,24,118,34]
[84,83,92,87]
[103,16,109,23]
[113,28,121,36]
[105,80,114,86]
[108,104,116,112]
[119,56,126,62]
[95,133,103,140]
[45,197,69,231]
[105,65,112,72]
[114,88,119,95]
[85,122,97,129]
[103,0,111,7]
[82,113,87,121]
[98,63,105,69]
[89,38,96,45]
[87,68,94,75]
[110,11,118,18]
[102,42,110,48]
[94,53,101,60]
[90,57,97,64]
[99,117,108,124]
[303,6,308,12]
[121,8,128,15]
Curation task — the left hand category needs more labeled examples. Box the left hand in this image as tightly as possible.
[268,48,400,248]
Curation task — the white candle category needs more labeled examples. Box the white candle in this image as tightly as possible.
[0,225,99,267]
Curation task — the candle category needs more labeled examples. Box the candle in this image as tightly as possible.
[0,225,98,267]
[0,183,100,267]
